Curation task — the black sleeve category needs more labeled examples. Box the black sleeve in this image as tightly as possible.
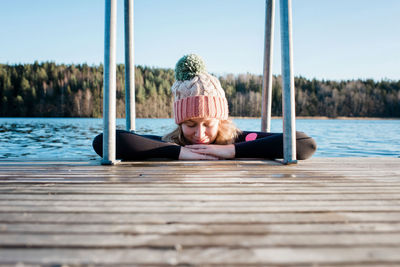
[234,131,317,160]
[92,130,181,160]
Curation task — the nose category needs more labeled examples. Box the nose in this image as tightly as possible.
[195,125,206,139]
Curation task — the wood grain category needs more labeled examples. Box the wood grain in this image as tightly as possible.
[0,157,399,265]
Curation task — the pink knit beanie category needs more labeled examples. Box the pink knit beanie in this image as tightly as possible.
[171,54,229,124]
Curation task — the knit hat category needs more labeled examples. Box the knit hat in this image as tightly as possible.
[171,54,229,124]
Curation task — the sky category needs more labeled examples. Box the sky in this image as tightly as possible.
[0,0,399,81]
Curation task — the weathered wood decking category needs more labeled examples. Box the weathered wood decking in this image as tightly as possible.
[0,158,400,266]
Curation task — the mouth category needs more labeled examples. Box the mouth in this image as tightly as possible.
[193,139,209,144]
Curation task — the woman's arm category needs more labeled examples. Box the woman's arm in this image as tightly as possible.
[179,146,219,160]
[234,131,317,160]
[92,130,219,160]
[185,144,236,159]
[92,130,181,160]
[185,131,316,160]
[93,130,316,160]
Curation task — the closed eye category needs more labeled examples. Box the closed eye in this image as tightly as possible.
[204,122,217,128]
[184,123,196,128]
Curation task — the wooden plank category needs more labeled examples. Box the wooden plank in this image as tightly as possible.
[2,177,400,183]
[1,212,400,224]
[3,183,400,189]
[1,193,399,201]
[0,157,398,169]
[2,199,399,207]
[2,166,376,171]
[0,170,398,176]
[2,222,400,234]
[2,233,400,248]
[2,176,400,185]
[1,172,399,181]
[0,185,400,195]
[0,247,400,265]
[0,163,398,170]
[1,204,400,213]
[0,158,399,265]
[0,162,398,170]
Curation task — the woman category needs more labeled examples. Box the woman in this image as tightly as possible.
[93,54,316,160]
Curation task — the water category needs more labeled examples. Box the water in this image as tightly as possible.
[0,118,399,160]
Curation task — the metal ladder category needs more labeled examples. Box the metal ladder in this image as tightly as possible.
[102,0,297,165]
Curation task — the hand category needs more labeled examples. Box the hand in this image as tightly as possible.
[178,147,219,160]
[185,144,235,159]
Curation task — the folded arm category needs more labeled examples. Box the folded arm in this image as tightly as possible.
[92,130,218,160]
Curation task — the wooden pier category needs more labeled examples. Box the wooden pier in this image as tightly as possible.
[0,157,400,266]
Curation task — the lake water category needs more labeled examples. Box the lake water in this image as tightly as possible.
[0,118,399,160]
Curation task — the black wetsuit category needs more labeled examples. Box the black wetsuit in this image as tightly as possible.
[92,130,317,160]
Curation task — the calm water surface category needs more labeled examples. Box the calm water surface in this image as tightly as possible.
[0,118,399,160]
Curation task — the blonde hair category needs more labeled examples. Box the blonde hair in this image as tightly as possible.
[162,119,241,146]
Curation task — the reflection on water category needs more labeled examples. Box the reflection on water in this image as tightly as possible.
[0,118,101,160]
[0,118,399,160]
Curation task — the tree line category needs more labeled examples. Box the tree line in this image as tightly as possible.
[1,62,399,118]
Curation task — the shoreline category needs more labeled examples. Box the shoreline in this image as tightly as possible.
[1,116,399,120]
[230,116,400,120]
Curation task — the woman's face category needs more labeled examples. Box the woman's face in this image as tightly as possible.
[181,118,220,144]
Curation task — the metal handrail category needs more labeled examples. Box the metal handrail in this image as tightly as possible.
[102,0,118,165]
[102,0,296,165]
[124,0,135,132]
[261,0,275,133]
[261,0,297,164]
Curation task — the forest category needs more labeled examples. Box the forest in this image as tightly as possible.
[1,62,399,118]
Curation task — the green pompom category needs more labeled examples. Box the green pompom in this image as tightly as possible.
[175,54,206,81]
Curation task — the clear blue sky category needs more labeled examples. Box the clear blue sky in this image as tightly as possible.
[0,0,399,81]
